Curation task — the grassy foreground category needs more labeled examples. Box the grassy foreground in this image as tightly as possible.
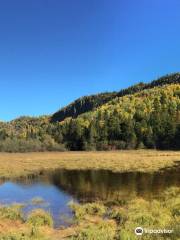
[0,150,180,178]
[0,186,179,240]
[0,150,180,239]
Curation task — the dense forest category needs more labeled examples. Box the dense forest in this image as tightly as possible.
[0,73,180,152]
[51,73,180,122]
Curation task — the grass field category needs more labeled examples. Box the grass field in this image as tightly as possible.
[0,150,180,239]
[0,150,180,178]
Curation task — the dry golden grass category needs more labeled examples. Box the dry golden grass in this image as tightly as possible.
[0,219,26,234]
[0,220,85,240]
[0,218,77,240]
[0,150,179,178]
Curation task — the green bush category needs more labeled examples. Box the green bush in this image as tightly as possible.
[108,207,127,224]
[0,204,23,221]
[69,202,106,221]
[27,209,53,227]
[71,220,116,240]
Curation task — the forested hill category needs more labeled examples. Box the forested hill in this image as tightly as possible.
[51,92,117,122]
[51,73,180,122]
[0,73,180,152]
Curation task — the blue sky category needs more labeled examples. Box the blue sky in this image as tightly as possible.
[0,0,180,121]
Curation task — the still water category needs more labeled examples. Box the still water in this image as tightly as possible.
[0,165,179,227]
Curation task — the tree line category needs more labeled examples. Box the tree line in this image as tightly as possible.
[0,74,180,152]
[51,73,180,122]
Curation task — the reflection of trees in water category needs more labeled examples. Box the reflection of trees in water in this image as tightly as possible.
[49,167,180,202]
[1,165,179,202]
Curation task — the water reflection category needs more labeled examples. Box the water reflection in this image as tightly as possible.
[48,166,180,202]
[0,164,179,226]
[0,180,74,227]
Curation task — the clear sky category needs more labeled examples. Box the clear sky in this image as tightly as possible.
[0,0,180,121]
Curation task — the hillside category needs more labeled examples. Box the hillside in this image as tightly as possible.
[51,73,180,122]
[0,73,179,152]
[51,92,117,122]
[60,83,180,150]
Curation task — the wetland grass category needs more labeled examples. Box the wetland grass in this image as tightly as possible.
[0,150,180,179]
[0,187,179,239]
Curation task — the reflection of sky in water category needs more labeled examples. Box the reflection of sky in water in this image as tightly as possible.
[0,181,75,227]
[0,166,179,227]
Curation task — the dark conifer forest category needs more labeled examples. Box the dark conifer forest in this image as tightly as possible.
[0,73,180,152]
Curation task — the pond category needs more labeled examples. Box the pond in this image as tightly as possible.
[0,164,180,227]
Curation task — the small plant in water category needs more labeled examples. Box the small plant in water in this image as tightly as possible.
[31,197,46,205]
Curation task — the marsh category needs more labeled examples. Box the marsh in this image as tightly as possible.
[0,161,179,227]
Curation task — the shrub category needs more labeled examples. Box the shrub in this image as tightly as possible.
[0,204,23,221]
[71,220,116,240]
[27,209,53,227]
[108,207,127,224]
[69,202,106,221]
